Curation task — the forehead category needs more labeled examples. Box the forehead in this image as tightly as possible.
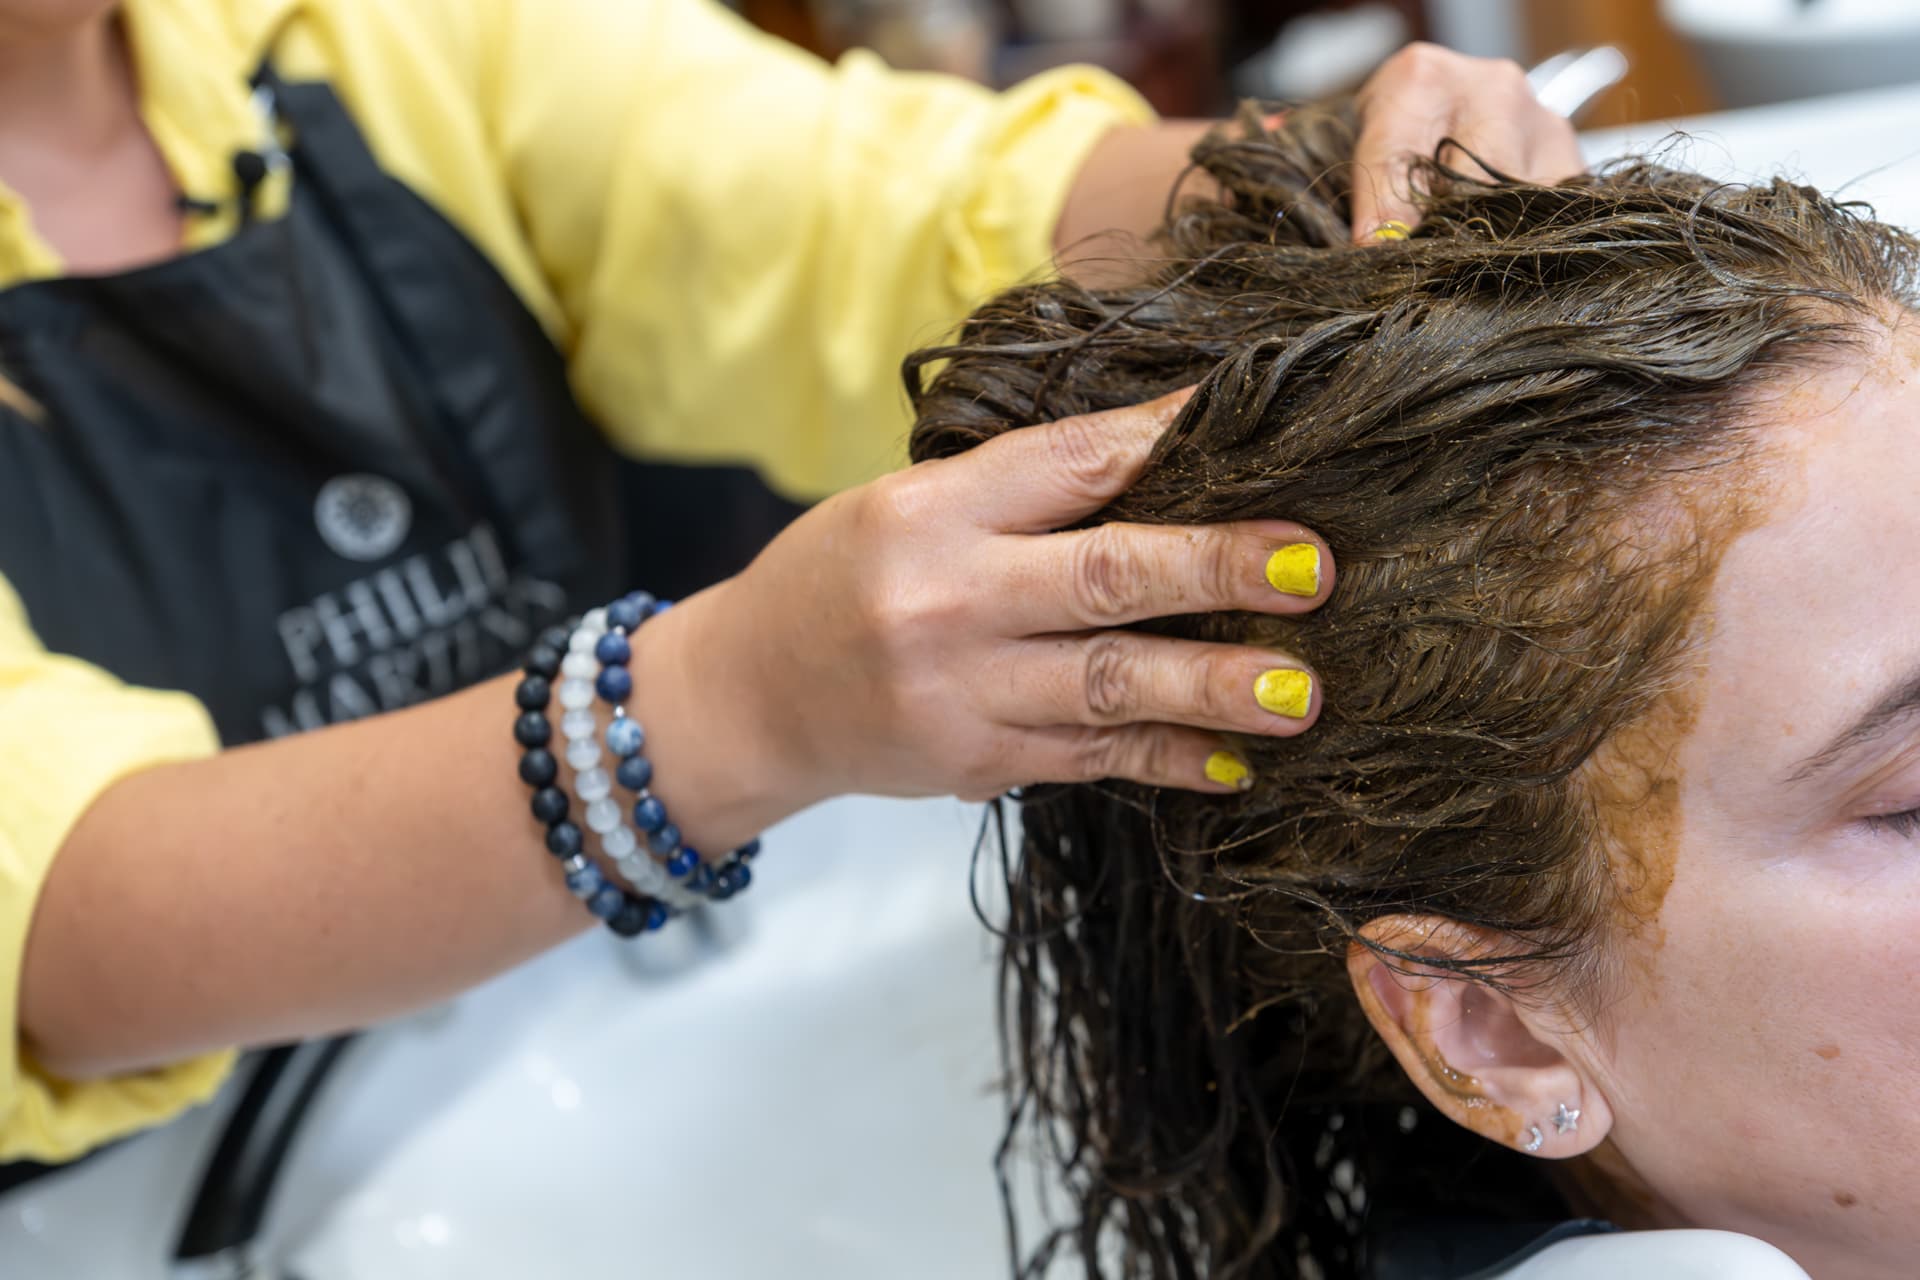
[1687,321,1920,798]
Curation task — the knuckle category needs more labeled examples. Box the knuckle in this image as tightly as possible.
[1132,729,1181,786]
[1044,412,1128,502]
[1082,726,1177,786]
[847,474,967,648]
[1193,652,1242,726]
[863,466,941,536]
[1080,633,1139,723]
[1071,524,1147,623]
[1398,41,1449,80]
[865,580,909,632]
[1203,531,1245,610]
[1491,59,1536,102]
[866,580,957,665]
[1069,728,1131,783]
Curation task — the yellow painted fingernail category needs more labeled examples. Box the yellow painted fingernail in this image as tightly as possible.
[1264,543,1321,597]
[1254,669,1313,719]
[1371,219,1411,241]
[1204,750,1253,791]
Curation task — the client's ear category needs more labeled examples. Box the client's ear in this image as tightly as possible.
[1346,915,1612,1159]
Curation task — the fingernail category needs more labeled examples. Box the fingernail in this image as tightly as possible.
[1264,543,1321,597]
[1204,750,1253,791]
[1371,220,1412,241]
[1254,669,1313,719]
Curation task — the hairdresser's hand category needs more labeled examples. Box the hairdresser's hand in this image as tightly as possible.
[1349,42,1585,242]
[634,390,1331,841]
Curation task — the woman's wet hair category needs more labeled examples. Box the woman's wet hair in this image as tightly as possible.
[905,101,1919,1278]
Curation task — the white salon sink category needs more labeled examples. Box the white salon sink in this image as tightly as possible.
[1662,0,1920,109]
[0,795,1026,1278]
[1579,79,1920,230]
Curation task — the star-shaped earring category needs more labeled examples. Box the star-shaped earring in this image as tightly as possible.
[1553,1102,1581,1135]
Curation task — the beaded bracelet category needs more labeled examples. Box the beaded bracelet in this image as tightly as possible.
[559,603,704,915]
[515,621,667,939]
[514,593,764,937]
[588,592,761,905]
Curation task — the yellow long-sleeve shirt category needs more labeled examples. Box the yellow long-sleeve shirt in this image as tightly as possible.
[0,0,1149,1161]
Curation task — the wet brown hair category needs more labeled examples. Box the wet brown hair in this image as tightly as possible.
[906,101,1919,1278]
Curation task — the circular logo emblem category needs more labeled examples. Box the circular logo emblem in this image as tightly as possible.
[314,474,413,562]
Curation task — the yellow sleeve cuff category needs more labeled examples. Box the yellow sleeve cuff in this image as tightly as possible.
[1,1044,237,1165]
[940,62,1156,302]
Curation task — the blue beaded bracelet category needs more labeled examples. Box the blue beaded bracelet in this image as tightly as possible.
[589,590,762,905]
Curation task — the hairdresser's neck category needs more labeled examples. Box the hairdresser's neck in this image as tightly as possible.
[0,12,186,274]
[0,15,129,156]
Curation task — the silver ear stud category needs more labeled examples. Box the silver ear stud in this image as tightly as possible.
[1553,1102,1581,1135]
[1522,1125,1544,1153]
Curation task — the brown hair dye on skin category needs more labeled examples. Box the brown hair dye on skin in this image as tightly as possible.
[1572,512,1713,955]
[907,99,1919,1277]
[1579,497,1741,949]
[1585,390,1819,952]
[1586,700,1693,946]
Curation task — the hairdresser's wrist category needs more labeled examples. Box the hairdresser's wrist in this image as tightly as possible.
[624,579,821,852]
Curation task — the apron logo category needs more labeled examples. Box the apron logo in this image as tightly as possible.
[262,524,568,738]
[315,474,413,562]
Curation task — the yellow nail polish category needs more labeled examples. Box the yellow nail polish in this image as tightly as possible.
[1204,750,1253,791]
[1254,669,1313,719]
[1264,543,1321,597]
[1372,219,1412,241]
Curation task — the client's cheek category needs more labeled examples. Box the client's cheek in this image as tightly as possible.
[1587,835,1920,1246]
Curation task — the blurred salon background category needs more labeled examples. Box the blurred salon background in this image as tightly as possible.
[740,0,1920,128]
[734,0,1721,124]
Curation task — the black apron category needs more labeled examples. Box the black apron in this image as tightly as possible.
[0,68,800,1205]
[0,71,625,742]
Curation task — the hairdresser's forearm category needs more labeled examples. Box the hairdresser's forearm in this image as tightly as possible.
[20,610,785,1079]
[1054,120,1216,286]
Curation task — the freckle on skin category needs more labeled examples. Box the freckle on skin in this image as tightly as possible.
[1814,1043,1841,1060]
[1835,1190,1859,1208]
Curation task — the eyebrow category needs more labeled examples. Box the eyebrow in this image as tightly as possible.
[1788,666,1920,786]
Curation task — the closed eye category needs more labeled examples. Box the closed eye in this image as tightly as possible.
[1864,807,1920,838]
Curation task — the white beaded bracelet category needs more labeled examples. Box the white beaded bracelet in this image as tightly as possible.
[558,610,705,913]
